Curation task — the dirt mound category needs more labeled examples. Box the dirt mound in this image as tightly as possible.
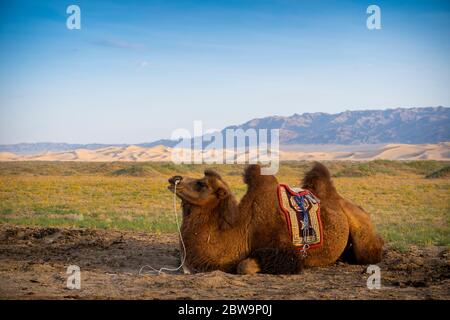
[0,224,448,300]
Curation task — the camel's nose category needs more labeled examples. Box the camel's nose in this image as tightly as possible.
[168,176,183,185]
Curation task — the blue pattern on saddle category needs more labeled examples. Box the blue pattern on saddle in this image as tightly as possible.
[293,195,316,242]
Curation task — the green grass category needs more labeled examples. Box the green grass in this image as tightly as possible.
[0,160,449,249]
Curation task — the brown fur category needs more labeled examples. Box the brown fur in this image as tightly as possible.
[168,168,302,274]
[168,162,383,274]
[301,162,384,265]
[236,258,260,275]
[241,163,349,268]
[168,171,248,273]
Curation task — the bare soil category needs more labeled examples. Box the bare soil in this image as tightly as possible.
[0,224,448,300]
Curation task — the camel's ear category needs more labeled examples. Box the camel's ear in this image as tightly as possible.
[216,187,228,200]
[217,191,239,230]
[204,169,221,179]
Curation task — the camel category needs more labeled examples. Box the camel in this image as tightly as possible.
[167,162,383,274]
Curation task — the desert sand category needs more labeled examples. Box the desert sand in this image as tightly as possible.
[0,143,449,162]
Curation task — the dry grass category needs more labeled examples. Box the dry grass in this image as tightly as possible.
[0,160,448,250]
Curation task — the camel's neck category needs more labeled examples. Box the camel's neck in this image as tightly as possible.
[180,198,245,233]
[180,197,250,272]
[180,194,255,255]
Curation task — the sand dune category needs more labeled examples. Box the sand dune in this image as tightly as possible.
[0,143,449,162]
[0,152,18,161]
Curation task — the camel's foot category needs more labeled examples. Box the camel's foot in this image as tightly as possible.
[248,247,304,274]
[237,258,261,275]
[182,265,192,274]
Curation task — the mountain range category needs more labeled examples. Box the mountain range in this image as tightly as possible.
[225,106,449,145]
[1,107,449,155]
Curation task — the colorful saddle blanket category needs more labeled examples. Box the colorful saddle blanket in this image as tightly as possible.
[277,184,323,251]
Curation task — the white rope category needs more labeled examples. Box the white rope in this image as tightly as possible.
[138,180,187,275]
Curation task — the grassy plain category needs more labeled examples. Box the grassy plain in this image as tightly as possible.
[0,160,448,250]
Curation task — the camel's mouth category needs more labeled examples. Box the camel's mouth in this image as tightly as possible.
[168,175,184,194]
[167,184,184,192]
[167,185,199,208]
[167,184,189,203]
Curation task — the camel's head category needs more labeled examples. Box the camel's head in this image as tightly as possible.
[168,169,232,208]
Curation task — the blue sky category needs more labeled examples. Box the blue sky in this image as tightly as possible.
[0,0,449,144]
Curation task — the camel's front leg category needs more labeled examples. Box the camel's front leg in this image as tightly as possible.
[236,258,261,275]
[237,247,303,275]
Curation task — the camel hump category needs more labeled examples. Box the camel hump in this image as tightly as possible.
[243,164,279,189]
[301,162,334,198]
[243,164,261,185]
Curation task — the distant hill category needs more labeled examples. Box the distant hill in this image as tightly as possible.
[225,106,450,145]
[0,143,127,155]
[1,107,448,154]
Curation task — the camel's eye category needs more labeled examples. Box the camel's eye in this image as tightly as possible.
[196,181,207,190]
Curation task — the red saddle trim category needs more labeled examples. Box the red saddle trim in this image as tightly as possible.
[277,183,324,251]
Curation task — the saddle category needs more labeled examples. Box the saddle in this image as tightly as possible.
[277,184,323,252]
